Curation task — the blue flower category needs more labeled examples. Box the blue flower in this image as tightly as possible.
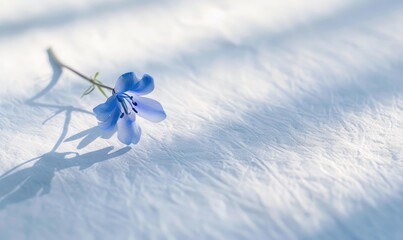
[93,72,166,144]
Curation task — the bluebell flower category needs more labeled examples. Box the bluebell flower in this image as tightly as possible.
[93,72,166,144]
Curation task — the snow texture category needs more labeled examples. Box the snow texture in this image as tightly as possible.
[0,0,402,239]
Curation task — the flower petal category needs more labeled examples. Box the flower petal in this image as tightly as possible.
[131,96,166,122]
[131,74,154,95]
[93,96,117,121]
[117,113,142,144]
[99,108,120,131]
[114,72,139,93]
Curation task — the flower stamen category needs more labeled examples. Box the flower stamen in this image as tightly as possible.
[117,96,129,115]
[117,93,139,115]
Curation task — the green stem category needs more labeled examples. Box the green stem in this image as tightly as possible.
[47,48,114,91]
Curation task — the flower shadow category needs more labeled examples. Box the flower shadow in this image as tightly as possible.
[64,126,115,150]
[0,146,131,210]
[28,49,62,102]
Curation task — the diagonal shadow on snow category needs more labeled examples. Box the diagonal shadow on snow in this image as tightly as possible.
[303,189,403,239]
[0,0,170,38]
[138,0,403,77]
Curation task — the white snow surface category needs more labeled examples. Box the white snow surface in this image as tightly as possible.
[0,0,403,239]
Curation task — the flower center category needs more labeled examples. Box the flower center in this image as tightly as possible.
[115,91,138,118]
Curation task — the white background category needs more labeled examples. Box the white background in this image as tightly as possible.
[0,0,402,239]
